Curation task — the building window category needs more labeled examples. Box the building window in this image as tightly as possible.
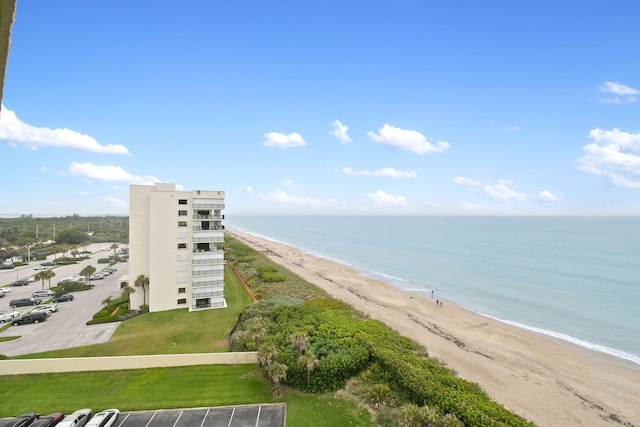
[178,210,188,216]
[178,221,187,227]
[177,298,187,305]
[178,243,187,249]
[178,199,188,205]
[178,287,186,293]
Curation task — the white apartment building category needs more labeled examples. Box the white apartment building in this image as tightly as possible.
[129,183,226,312]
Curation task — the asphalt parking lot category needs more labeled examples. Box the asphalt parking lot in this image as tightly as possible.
[0,404,286,427]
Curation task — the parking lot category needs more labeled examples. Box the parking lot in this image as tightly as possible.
[0,245,126,356]
[0,405,286,427]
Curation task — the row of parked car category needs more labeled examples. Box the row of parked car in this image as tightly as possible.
[3,408,119,427]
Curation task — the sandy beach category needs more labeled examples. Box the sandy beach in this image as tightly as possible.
[227,228,640,427]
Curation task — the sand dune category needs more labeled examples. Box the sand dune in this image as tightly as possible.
[227,228,640,427]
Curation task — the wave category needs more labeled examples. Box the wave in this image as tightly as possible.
[481,314,640,366]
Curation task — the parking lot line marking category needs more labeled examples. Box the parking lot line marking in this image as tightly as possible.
[199,408,210,427]
[172,410,184,427]
[255,405,262,427]
[226,408,235,427]
[115,412,131,427]
[144,411,157,427]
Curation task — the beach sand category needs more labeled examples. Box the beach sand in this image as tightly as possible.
[227,228,640,427]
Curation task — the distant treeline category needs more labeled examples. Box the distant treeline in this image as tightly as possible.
[0,215,129,260]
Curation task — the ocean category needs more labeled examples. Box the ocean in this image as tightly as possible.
[225,215,640,366]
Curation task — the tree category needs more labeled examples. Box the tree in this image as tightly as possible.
[134,274,149,306]
[265,362,287,397]
[34,271,47,290]
[245,317,266,349]
[291,331,308,355]
[110,243,119,257]
[298,349,319,388]
[122,285,135,309]
[80,265,96,284]
[258,343,278,368]
[102,296,113,307]
[43,269,56,289]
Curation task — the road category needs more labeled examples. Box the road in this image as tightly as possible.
[0,243,127,357]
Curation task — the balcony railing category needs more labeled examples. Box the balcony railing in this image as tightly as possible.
[193,268,224,277]
[193,225,224,231]
[192,258,225,265]
[192,279,224,287]
[193,214,224,220]
[193,203,225,209]
[193,290,224,299]
[192,300,226,310]
[193,236,224,243]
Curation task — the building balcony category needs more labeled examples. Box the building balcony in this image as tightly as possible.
[193,203,225,209]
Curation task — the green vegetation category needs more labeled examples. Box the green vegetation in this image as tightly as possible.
[0,215,128,265]
[0,365,273,416]
[0,233,535,426]
[225,235,535,426]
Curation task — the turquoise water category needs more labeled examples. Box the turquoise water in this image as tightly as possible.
[226,216,640,365]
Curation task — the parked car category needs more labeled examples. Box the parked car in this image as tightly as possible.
[10,279,31,287]
[10,298,42,307]
[41,261,56,266]
[30,413,64,427]
[0,311,20,323]
[12,312,48,325]
[0,263,15,269]
[1,286,12,293]
[0,289,5,298]
[90,273,105,280]
[85,409,118,427]
[32,303,58,316]
[3,412,39,427]
[33,289,55,298]
[0,310,20,319]
[53,294,74,303]
[33,265,49,270]
[58,408,93,427]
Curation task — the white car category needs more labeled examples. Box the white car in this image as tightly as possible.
[58,408,93,427]
[85,409,119,427]
[32,303,58,316]
[0,310,20,323]
[34,265,49,270]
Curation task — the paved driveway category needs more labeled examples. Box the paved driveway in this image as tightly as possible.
[0,244,126,357]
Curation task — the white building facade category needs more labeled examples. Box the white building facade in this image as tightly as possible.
[129,183,226,312]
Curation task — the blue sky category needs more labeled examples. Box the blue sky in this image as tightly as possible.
[1,1,639,216]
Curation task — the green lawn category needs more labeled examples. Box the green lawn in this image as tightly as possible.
[14,265,253,359]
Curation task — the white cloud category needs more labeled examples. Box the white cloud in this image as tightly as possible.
[264,190,322,206]
[536,190,562,202]
[366,190,408,207]
[457,177,560,203]
[263,132,306,148]
[330,120,352,144]
[367,124,449,154]
[68,162,161,185]
[342,167,417,179]
[576,128,640,188]
[483,180,528,202]
[599,81,638,104]
[75,190,90,196]
[103,196,127,208]
[0,106,130,154]
[506,126,520,132]
[453,176,482,186]
[245,186,253,195]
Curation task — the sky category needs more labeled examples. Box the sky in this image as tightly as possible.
[1,1,639,216]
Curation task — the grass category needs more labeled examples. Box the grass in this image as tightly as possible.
[0,247,377,425]
[13,265,253,359]
[0,335,18,342]
[0,365,274,416]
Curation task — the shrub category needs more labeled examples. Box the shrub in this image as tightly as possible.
[260,272,286,283]
[97,258,111,264]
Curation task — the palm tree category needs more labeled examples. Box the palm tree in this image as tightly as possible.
[122,285,135,309]
[134,274,149,306]
[80,265,96,284]
[291,331,308,355]
[257,343,278,368]
[298,349,319,388]
[110,243,119,257]
[245,317,266,349]
[265,362,287,397]
[43,269,56,289]
[102,296,113,307]
[34,271,47,290]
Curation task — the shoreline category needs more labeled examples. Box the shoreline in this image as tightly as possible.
[227,227,640,427]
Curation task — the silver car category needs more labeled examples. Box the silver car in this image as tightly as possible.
[0,310,20,323]
[58,408,93,427]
